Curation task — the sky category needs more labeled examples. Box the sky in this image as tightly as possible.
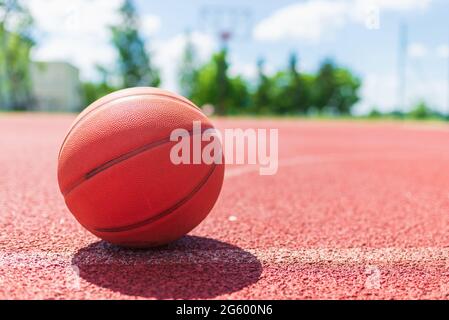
[25,0,449,114]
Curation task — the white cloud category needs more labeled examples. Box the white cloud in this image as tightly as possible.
[254,0,432,42]
[408,43,428,58]
[356,73,447,114]
[27,0,122,38]
[156,34,264,91]
[355,0,431,11]
[154,32,216,92]
[356,73,398,114]
[32,37,116,80]
[409,79,447,111]
[229,62,258,80]
[254,0,347,42]
[27,0,122,79]
[26,0,162,80]
[436,44,449,59]
[141,14,161,38]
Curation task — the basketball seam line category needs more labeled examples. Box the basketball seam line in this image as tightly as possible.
[93,163,218,233]
[58,92,203,159]
[61,126,214,196]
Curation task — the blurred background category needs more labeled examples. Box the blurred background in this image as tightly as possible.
[0,0,448,120]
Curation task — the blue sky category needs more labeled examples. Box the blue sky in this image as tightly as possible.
[27,0,449,114]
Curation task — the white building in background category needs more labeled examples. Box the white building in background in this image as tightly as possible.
[30,61,82,112]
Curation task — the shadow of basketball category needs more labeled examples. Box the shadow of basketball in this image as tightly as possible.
[72,236,262,299]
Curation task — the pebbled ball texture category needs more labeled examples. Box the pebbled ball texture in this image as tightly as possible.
[57,87,225,248]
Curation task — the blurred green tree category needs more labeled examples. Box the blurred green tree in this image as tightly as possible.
[253,58,273,114]
[269,71,291,114]
[333,68,362,115]
[228,75,251,114]
[0,0,34,110]
[313,59,361,115]
[110,0,160,88]
[286,53,311,114]
[408,101,435,120]
[270,53,313,115]
[214,49,231,115]
[368,108,383,118]
[313,60,335,113]
[190,50,233,115]
[178,32,199,99]
[189,49,252,115]
[81,65,118,107]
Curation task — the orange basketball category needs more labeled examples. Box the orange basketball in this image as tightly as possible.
[57,87,225,248]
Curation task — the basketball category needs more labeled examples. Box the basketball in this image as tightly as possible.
[57,87,225,248]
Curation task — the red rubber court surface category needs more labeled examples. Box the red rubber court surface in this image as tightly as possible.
[1,114,449,300]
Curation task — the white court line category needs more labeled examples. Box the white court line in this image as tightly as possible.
[1,248,449,267]
[225,152,439,179]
